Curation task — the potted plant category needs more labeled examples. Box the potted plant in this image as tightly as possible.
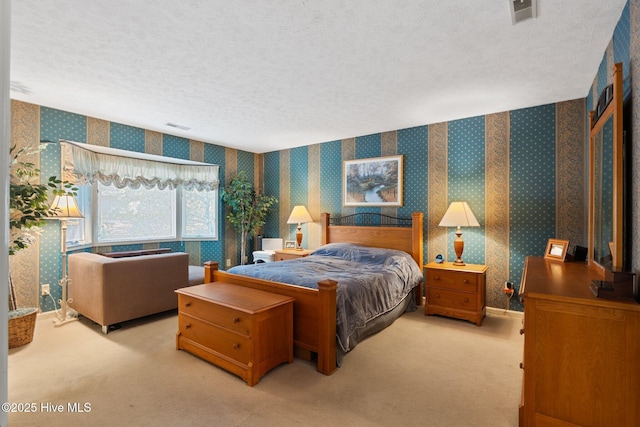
[221,171,277,265]
[8,144,74,348]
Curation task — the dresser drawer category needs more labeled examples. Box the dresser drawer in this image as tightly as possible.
[178,294,251,336]
[427,287,477,310]
[179,314,250,364]
[426,269,477,292]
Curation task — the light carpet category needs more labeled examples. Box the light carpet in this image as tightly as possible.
[8,308,523,426]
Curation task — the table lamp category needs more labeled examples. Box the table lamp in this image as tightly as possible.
[438,201,479,266]
[287,205,313,250]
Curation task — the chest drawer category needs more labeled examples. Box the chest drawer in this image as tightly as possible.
[427,287,477,310]
[178,313,251,364]
[426,269,477,292]
[178,294,251,336]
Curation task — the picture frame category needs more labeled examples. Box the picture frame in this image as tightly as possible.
[284,240,296,249]
[343,155,403,207]
[544,238,569,261]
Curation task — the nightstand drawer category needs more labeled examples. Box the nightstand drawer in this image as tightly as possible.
[276,252,302,261]
[274,249,312,261]
[178,313,251,364]
[427,287,477,310]
[426,269,477,292]
[178,294,251,336]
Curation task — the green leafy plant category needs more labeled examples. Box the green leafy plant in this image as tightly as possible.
[9,145,76,255]
[221,171,277,265]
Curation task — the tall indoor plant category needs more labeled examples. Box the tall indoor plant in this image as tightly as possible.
[221,171,277,265]
[8,144,74,347]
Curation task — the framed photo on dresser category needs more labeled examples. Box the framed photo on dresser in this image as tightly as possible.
[544,239,569,261]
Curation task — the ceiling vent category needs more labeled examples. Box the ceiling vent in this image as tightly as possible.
[510,0,536,25]
[165,122,191,131]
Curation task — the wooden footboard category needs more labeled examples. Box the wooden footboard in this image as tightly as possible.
[204,261,338,375]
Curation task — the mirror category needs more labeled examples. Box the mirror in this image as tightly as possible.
[589,63,623,272]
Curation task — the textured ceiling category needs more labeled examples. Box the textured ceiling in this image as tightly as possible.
[10,1,627,154]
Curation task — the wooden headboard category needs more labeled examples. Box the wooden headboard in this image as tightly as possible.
[320,212,424,271]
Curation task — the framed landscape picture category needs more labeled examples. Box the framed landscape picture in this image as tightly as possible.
[343,155,403,207]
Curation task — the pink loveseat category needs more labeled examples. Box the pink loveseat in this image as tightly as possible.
[68,251,195,333]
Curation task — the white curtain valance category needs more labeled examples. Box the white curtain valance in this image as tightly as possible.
[61,140,219,191]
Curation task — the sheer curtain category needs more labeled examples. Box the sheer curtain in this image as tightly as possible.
[60,140,219,190]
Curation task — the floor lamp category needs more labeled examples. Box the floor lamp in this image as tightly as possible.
[48,193,83,327]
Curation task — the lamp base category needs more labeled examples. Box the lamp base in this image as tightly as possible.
[296,227,303,250]
[53,316,78,327]
[453,229,466,266]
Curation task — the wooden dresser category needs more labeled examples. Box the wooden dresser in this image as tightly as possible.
[424,262,487,326]
[519,256,640,426]
[176,283,294,386]
[274,249,312,261]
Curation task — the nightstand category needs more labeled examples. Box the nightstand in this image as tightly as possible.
[274,249,313,261]
[424,262,488,326]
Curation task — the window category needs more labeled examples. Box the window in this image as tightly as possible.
[65,184,92,248]
[66,184,218,247]
[60,140,220,246]
[181,187,218,239]
[97,183,176,243]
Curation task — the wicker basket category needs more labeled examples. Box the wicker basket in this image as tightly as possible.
[9,307,37,349]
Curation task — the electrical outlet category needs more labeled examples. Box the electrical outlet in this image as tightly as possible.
[41,284,50,296]
[226,259,231,267]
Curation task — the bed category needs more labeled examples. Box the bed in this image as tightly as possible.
[203,211,424,375]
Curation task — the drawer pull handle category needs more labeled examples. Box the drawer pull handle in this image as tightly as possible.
[185,323,191,329]
[233,317,240,324]
[520,328,525,335]
[435,294,440,299]
[434,276,440,280]
[463,297,469,303]
[463,279,468,283]
[519,362,524,370]
[233,343,240,349]
[185,302,191,307]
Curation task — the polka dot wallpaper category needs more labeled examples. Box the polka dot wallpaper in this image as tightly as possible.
[162,134,190,160]
[614,2,631,95]
[262,152,281,240]
[320,140,343,217]
[289,146,310,245]
[110,123,145,153]
[397,126,428,242]
[509,105,557,310]
[448,117,485,265]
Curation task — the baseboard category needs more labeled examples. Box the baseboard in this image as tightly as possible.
[37,310,57,320]
[486,306,524,319]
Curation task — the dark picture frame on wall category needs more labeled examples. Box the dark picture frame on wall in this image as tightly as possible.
[544,238,569,261]
[343,155,403,207]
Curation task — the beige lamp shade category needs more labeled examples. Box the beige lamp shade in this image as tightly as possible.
[287,205,313,250]
[49,194,84,219]
[287,205,313,225]
[438,202,479,227]
[439,202,479,266]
